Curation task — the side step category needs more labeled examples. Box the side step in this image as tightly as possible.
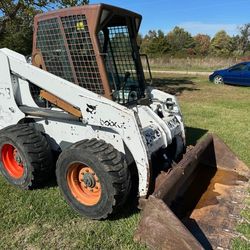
[134,133,249,249]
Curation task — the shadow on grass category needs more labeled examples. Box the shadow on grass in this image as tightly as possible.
[110,196,140,220]
[151,77,200,95]
[186,127,208,146]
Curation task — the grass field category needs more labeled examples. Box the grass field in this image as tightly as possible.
[0,74,249,249]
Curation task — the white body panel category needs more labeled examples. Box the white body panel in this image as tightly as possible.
[0,49,185,197]
[0,54,25,128]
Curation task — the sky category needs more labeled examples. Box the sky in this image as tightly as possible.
[90,0,250,37]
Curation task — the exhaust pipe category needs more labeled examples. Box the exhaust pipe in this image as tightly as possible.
[134,134,249,249]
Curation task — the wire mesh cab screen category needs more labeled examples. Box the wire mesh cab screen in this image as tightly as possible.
[36,15,104,95]
[98,15,145,104]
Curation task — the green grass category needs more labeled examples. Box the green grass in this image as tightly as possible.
[0,75,249,249]
[0,182,144,249]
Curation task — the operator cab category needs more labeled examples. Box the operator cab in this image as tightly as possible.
[32,4,147,105]
[97,10,145,104]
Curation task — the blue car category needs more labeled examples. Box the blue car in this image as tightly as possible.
[209,62,250,86]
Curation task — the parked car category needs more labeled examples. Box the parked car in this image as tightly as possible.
[209,62,250,86]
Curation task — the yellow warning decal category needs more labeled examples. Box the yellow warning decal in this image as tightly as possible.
[76,21,85,30]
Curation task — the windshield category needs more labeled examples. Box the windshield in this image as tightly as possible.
[98,18,145,104]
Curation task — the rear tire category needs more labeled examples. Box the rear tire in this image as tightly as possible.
[213,75,224,84]
[56,139,131,219]
[0,124,53,189]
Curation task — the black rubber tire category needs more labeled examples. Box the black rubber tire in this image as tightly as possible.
[0,124,53,189]
[56,139,131,219]
[166,135,185,163]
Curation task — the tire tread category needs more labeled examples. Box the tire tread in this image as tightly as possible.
[0,124,53,189]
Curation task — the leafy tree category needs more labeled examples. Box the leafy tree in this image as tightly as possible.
[210,30,232,57]
[54,0,89,8]
[165,26,195,57]
[0,0,89,55]
[141,29,169,56]
[0,10,34,55]
[238,23,250,55]
[194,34,210,56]
[228,35,243,56]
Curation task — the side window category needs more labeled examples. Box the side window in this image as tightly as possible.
[230,63,247,72]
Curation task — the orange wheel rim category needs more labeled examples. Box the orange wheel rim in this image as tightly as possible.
[1,144,24,179]
[67,163,101,206]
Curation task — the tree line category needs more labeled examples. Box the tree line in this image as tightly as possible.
[1,1,250,58]
[138,25,250,58]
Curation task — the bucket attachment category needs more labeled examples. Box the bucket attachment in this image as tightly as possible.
[134,133,249,250]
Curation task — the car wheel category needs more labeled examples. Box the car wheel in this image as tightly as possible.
[213,75,224,84]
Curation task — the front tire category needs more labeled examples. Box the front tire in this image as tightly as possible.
[56,139,131,219]
[213,75,224,84]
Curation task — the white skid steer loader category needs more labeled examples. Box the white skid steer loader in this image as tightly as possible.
[0,4,249,250]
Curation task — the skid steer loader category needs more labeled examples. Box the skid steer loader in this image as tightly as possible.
[0,4,249,249]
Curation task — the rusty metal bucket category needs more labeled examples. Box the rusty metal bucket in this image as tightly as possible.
[134,133,249,250]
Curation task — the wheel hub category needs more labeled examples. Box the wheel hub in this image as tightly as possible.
[67,164,102,206]
[1,144,24,179]
[82,173,96,188]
